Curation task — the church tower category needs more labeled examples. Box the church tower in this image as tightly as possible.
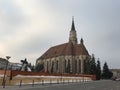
[36,18,90,74]
[69,17,78,44]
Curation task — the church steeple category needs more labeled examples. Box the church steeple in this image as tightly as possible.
[80,38,84,44]
[71,17,75,31]
[69,17,78,44]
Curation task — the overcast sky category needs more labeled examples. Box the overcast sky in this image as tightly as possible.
[0,0,120,69]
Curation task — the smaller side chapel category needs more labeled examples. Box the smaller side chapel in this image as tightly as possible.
[36,18,91,74]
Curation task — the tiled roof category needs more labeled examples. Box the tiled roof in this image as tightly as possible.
[38,42,89,59]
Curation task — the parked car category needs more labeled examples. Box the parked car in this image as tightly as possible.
[112,77,120,81]
[115,78,120,81]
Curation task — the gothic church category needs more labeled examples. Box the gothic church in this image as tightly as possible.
[36,18,91,74]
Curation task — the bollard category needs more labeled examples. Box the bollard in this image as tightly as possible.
[72,79,73,83]
[68,79,69,83]
[61,79,62,84]
[63,80,64,84]
[19,80,22,88]
[32,80,34,87]
[57,80,59,84]
[79,79,81,82]
[42,80,44,85]
[50,79,52,85]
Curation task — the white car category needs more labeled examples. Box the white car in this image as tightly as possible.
[116,78,120,81]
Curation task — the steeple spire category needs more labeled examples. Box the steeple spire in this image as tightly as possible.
[69,17,78,44]
[80,38,84,44]
[71,16,75,31]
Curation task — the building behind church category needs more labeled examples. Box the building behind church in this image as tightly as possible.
[36,18,91,74]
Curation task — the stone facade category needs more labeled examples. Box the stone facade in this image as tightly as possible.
[36,18,91,74]
[37,55,90,74]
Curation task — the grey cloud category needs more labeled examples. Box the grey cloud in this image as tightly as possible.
[1,0,120,68]
[10,35,51,55]
[0,0,26,37]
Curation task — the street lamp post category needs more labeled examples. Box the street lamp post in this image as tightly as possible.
[2,56,11,88]
[61,60,62,83]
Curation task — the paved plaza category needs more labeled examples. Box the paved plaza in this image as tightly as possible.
[0,80,120,90]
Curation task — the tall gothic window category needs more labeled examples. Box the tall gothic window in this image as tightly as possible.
[51,61,54,73]
[74,59,77,74]
[46,61,49,73]
[79,60,81,73]
[64,60,67,73]
[66,59,70,74]
[56,60,58,72]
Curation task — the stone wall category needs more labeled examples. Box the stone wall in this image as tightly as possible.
[0,70,96,80]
